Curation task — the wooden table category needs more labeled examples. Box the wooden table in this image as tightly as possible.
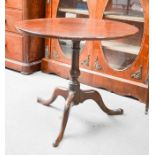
[16,18,138,147]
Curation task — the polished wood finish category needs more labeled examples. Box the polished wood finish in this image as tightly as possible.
[16,17,139,146]
[5,8,22,32]
[42,0,149,111]
[6,32,23,61]
[5,0,45,74]
[16,18,138,40]
[6,0,23,9]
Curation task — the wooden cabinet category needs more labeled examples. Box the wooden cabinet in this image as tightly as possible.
[41,0,149,110]
[5,0,46,74]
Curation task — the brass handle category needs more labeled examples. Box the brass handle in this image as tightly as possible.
[94,57,102,70]
[81,55,90,67]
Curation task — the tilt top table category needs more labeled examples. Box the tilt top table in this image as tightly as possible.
[16,18,138,147]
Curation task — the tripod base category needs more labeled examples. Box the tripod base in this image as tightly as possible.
[37,40,123,147]
[37,86,123,147]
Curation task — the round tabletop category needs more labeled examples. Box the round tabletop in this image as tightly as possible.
[16,18,138,41]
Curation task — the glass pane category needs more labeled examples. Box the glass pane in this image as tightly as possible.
[103,0,144,70]
[56,0,89,59]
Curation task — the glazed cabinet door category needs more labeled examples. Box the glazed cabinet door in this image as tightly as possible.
[102,0,146,77]
[48,0,90,64]
[43,0,148,104]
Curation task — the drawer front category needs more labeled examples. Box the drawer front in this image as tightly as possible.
[5,32,23,61]
[5,0,23,10]
[5,8,23,33]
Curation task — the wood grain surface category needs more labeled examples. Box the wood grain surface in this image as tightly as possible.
[16,18,138,40]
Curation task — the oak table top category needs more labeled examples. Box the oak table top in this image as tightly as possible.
[16,18,139,147]
[16,18,138,40]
